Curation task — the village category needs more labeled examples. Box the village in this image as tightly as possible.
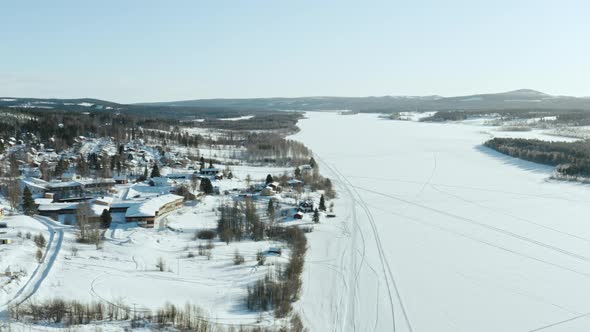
[0,125,336,330]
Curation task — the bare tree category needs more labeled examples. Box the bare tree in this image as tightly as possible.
[39,160,52,181]
[7,179,21,212]
[9,153,19,178]
[76,201,93,242]
[190,174,200,192]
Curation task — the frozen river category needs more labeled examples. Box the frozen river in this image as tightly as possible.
[293,112,590,332]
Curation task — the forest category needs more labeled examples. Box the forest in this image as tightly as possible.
[484,137,590,177]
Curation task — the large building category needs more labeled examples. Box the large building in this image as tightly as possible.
[24,178,116,201]
[125,194,184,228]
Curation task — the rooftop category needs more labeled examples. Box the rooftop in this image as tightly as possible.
[125,194,183,218]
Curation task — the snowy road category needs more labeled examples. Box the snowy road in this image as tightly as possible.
[293,112,590,332]
[0,216,64,316]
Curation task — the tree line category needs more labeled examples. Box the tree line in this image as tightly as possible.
[484,137,590,177]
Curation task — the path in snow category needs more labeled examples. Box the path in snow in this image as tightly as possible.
[293,112,590,332]
[0,216,64,317]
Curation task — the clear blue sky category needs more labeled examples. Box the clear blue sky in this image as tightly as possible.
[1,0,588,103]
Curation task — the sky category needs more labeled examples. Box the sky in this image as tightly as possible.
[1,0,589,103]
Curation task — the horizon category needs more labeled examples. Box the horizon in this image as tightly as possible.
[3,88,589,105]
[2,0,589,103]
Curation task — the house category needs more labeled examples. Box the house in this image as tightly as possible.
[37,202,78,221]
[166,173,189,180]
[200,168,220,176]
[260,187,275,196]
[47,179,115,201]
[46,181,83,201]
[300,164,313,174]
[80,178,116,196]
[0,239,12,245]
[151,177,171,187]
[21,178,49,197]
[287,179,303,188]
[125,194,183,228]
[298,200,314,213]
[113,175,128,184]
[267,182,281,192]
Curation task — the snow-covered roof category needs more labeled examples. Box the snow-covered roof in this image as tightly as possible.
[21,178,49,191]
[111,201,139,209]
[79,178,116,185]
[47,181,81,189]
[125,194,183,218]
[95,196,114,205]
[38,202,78,212]
[34,198,54,205]
[91,204,109,217]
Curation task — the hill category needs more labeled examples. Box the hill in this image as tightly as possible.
[138,89,590,112]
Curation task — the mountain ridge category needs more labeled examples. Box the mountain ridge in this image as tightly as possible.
[3,89,590,114]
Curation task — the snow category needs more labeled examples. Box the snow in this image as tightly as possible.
[125,194,182,217]
[291,112,590,332]
[77,102,94,107]
[0,215,53,311]
[219,115,254,121]
[28,201,288,326]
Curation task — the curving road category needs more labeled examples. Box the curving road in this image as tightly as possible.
[0,215,64,317]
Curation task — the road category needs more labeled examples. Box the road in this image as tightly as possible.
[0,215,64,317]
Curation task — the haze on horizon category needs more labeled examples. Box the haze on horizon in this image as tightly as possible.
[1,0,589,103]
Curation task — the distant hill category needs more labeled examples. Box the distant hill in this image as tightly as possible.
[0,97,269,119]
[138,89,590,112]
[0,97,124,112]
[3,89,590,117]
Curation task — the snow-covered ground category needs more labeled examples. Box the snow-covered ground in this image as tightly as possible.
[0,215,50,310]
[30,198,290,326]
[219,115,254,121]
[291,112,590,332]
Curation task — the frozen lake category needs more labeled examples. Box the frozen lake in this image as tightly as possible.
[293,112,590,332]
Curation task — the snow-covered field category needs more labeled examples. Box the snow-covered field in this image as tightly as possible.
[291,112,590,332]
[29,197,289,326]
[0,215,50,310]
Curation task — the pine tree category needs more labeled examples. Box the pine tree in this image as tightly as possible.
[267,199,275,217]
[22,187,36,216]
[100,209,112,229]
[208,159,214,169]
[150,163,161,178]
[309,157,317,168]
[77,154,89,177]
[294,167,301,179]
[265,174,274,185]
[200,178,214,195]
[143,166,148,179]
[319,194,326,211]
[313,208,320,223]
